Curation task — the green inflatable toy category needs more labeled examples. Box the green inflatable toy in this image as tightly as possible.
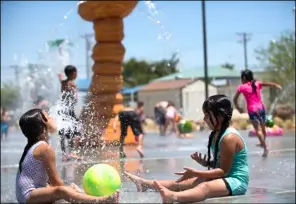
[178,120,193,133]
[265,115,275,128]
[83,164,121,197]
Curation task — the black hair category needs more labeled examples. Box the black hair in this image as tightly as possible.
[241,69,257,97]
[167,101,175,108]
[202,94,233,170]
[18,109,48,172]
[137,101,144,107]
[64,65,77,77]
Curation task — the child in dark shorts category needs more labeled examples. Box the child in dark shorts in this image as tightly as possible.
[113,105,144,158]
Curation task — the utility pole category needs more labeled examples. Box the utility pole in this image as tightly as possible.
[80,33,94,78]
[237,32,251,70]
[201,0,209,99]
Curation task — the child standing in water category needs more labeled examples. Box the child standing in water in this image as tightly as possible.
[113,102,145,158]
[58,65,82,161]
[125,95,249,203]
[1,107,10,140]
[233,69,282,157]
[154,101,168,136]
[15,109,119,203]
[165,101,179,136]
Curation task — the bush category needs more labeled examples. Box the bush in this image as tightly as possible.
[1,82,20,109]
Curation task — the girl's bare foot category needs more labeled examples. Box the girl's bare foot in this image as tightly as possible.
[153,180,175,204]
[256,143,265,148]
[70,183,83,193]
[62,154,71,161]
[262,147,269,157]
[136,147,144,158]
[124,171,148,192]
[70,152,82,160]
[109,190,120,204]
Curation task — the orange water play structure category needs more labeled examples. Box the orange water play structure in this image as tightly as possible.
[78,1,139,145]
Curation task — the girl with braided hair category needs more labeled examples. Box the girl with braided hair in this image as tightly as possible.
[15,109,119,203]
[233,69,282,157]
[124,95,249,203]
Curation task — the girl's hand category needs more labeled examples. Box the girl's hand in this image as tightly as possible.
[191,152,208,167]
[70,183,83,193]
[175,167,198,183]
[275,84,282,90]
[58,73,63,81]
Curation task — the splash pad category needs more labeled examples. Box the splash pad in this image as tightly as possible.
[78,1,139,146]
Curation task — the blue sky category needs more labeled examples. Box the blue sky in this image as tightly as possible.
[1,1,294,80]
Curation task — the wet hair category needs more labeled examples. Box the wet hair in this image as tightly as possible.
[18,109,48,172]
[64,65,77,78]
[137,101,144,108]
[202,94,233,170]
[241,69,257,97]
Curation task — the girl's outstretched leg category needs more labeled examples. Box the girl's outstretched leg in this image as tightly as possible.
[124,171,204,192]
[26,185,119,204]
[259,120,269,157]
[251,120,268,156]
[153,178,230,203]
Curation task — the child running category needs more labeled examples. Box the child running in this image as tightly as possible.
[125,94,249,203]
[15,109,119,203]
[233,69,282,157]
[58,65,82,161]
[113,102,145,158]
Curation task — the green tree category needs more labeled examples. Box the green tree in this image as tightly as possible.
[221,62,235,70]
[123,53,179,87]
[1,82,20,109]
[255,31,295,84]
[255,31,295,104]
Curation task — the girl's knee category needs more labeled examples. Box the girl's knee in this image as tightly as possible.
[197,182,210,196]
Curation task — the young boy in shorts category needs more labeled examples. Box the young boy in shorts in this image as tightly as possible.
[58,65,82,161]
[113,102,145,158]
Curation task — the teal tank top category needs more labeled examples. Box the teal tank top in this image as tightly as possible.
[211,127,249,184]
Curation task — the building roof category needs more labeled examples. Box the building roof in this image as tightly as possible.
[121,85,145,94]
[140,78,197,92]
[153,66,241,82]
[77,78,145,94]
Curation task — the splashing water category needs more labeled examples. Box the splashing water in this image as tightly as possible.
[143,1,181,68]
[48,91,83,136]
[14,40,72,114]
[268,82,295,116]
[144,1,172,40]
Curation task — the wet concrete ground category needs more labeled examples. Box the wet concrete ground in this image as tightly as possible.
[1,129,295,203]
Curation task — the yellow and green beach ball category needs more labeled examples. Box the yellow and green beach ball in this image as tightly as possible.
[83,164,121,197]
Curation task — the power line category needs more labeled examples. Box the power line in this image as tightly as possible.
[80,33,94,79]
[236,32,251,70]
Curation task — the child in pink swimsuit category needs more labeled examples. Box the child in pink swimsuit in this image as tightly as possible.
[233,69,281,157]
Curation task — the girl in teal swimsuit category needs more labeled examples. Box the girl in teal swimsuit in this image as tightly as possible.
[124,94,249,203]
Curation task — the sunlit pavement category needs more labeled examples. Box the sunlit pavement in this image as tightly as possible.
[1,129,295,203]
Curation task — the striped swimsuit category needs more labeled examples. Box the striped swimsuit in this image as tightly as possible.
[15,141,49,203]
